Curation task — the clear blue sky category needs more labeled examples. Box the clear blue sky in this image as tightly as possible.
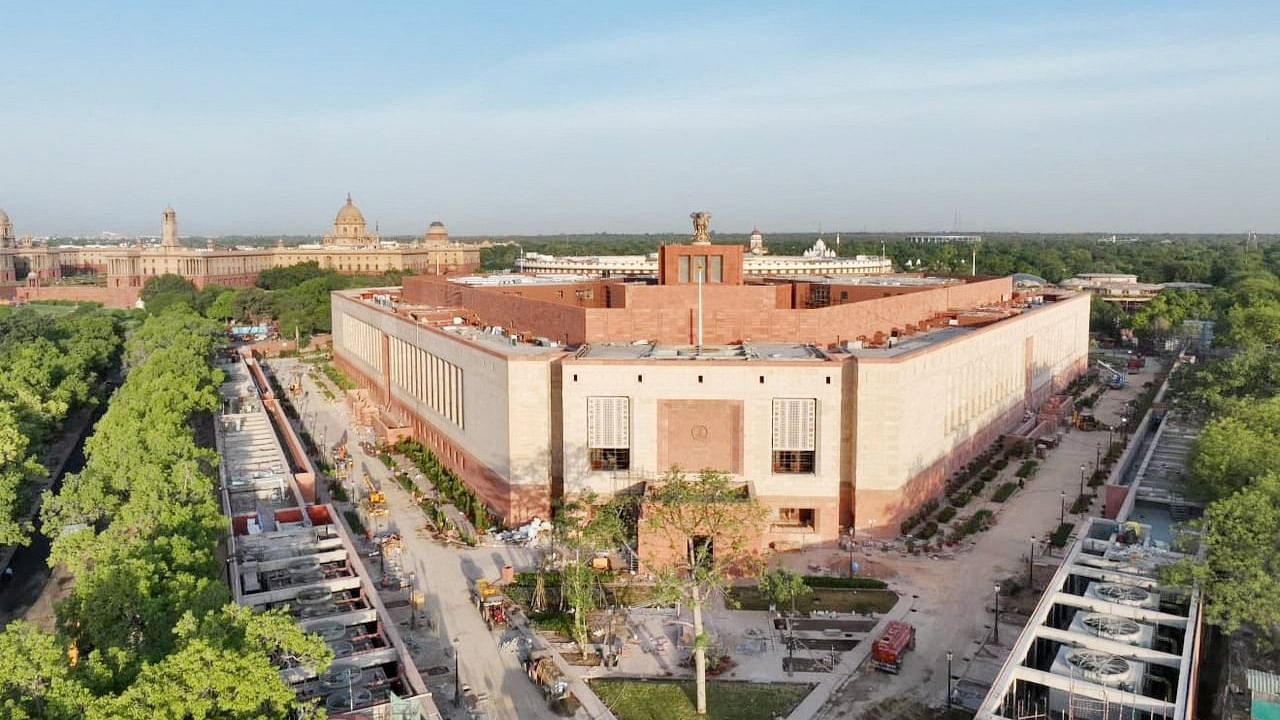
[2,1,1277,236]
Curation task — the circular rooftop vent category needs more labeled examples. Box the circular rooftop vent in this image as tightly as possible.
[1095,583,1150,605]
[1066,649,1131,683]
[1082,613,1142,642]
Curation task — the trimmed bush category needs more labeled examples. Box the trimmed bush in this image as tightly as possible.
[803,576,889,590]
[1070,493,1091,514]
[1049,522,1074,547]
[949,490,971,508]
[1016,460,1039,479]
[991,482,1018,503]
[916,521,939,540]
[937,505,957,523]
[980,468,998,483]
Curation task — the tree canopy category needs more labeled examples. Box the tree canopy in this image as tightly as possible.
[0,305,330,716]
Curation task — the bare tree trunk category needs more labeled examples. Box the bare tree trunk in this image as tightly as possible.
[692,585,707,715]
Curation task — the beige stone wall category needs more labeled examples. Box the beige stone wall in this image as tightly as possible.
[850,294,1090,532]
[560,359,845,544]
[332,295,558,510]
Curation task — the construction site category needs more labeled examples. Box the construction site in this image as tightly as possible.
[974,356,1207,720]
[215,352,444,719]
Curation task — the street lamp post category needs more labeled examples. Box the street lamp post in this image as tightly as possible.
[1028,536,1036,587]
[946,650,954,710]
[1079,462,1087,498]
[1095,441,1102,472]
[452,637,461,707]
[1059,490,1066,526]
[993,583,1002,644]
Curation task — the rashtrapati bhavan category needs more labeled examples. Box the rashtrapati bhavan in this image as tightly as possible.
[0,196,480,307]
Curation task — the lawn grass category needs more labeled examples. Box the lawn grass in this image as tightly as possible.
[726,586,898,615]
[592,679,812,720]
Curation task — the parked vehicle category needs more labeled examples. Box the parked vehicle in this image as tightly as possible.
[870,620,916,673]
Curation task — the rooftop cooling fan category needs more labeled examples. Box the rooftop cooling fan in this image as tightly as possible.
[1095,583,1150,604]
[1082,614,1142,641]
[1066,649,1131,681]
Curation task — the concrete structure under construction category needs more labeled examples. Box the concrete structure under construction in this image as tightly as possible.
[1,198,480,308]
[978,378,1207,720]
[215,357,442,719]
[330,231,1090,557]
[975,516,1203,720]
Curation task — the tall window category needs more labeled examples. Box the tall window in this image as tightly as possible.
[678,256,690,283]
[709,256,723,283]
[772,398,816,474]
[588,396,630,471]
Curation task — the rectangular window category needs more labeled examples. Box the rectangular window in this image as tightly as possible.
[587,396,630,470]
[772,450,816,474]
[709,256,723,283]
[678,256,690,283]
[772,398,816,473]
[589,448,630,471]
[773,507,816,529]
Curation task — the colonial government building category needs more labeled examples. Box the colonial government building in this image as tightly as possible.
[1,196,481,307]
[330,219,1089,558]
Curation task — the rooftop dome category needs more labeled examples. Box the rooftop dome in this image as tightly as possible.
[335,194,366,225]
[0,208,9,224]
[425,221,449,243]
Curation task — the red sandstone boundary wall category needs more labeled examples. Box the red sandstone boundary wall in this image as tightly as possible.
[403,275,591,345]
[403,274,1012,348]
[15,285,142,309]
[583,276,1013,346]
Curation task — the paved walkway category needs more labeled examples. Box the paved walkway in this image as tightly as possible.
[813,372,1160,718]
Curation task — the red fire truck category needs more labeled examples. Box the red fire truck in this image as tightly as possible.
[870,621,916,674]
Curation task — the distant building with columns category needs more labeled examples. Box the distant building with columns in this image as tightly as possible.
[3,196,481,308]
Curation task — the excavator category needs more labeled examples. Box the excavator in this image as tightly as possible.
[362,473,386,508]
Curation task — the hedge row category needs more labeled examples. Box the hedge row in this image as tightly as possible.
[396,438,493,529]
[992,482,1018,503]
[900,498,940,535]
[803,576,888,590]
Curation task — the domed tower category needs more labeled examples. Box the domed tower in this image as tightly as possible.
[0,209,15,282]
[324,194,378,246]
[162,207,179,249]
[748,226,767,255]
[424,220,449,246]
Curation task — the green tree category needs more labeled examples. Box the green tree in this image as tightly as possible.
[758,567,811,614]
[1189,397,1280,501]
[89,605,332,720]
[204,290,237,322]
[553,492,627,658]
[1167,473,1280,637]
[139,275,199,315]
[0,621,93,720]
[643,470,767,715]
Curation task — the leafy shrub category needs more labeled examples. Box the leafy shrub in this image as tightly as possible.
[1016,460,1039,479]
[980,468,998,482]
[1070,493,1091,514]
[1049,522,1074,547]
[916,521,939,540]
[937,506,957,523]
[993,458,1009,471]
[992,482,1018,503]
[802,576,888,590]
[950,491,971,508]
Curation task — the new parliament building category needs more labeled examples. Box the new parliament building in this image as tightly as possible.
[330,228,1089,552]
